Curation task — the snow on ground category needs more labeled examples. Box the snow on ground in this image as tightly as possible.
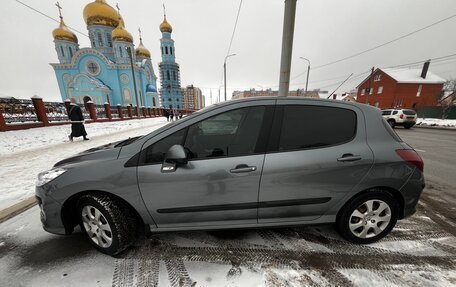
[0,118,168,209]
[416,118,456,127]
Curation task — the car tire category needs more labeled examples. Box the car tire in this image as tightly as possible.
[388,120,395,128]
[77,193,138,256]
[336,190,399,244]
[404,124,412,129]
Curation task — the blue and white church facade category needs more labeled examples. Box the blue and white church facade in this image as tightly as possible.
[50,0,160,108]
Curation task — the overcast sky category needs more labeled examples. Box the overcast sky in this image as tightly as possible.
[1,0,455,105]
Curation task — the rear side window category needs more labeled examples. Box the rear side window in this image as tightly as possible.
[278,105,357,151]
[403,110,416,115]
[392,111,398,115]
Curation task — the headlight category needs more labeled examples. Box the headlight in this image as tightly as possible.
[36,168,67,186]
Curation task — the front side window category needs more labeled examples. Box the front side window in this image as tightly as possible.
[278,105,356,151]
[185,107,265,159]
[382,110,391,116]
[143,106,265,164]
[144,129,186,164]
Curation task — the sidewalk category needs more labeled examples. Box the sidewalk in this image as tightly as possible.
[0,118,168,213]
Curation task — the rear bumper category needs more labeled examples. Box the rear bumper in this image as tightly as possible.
[35,186,67,235]
[399,169,425,219]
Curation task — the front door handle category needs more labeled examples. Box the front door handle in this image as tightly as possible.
[337,153,362,162]
[230,164,257,173]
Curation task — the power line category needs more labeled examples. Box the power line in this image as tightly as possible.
[15,0,88,37]
[291,13,456,80]
[226,0,243,57]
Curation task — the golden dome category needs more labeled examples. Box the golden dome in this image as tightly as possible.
[52,18,78,43]
[112,19,133,43]
[136,39,151,58]
[83,0,119,27]
[159,17,173,33]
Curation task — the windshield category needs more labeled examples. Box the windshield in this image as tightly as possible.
[403,110,417,115]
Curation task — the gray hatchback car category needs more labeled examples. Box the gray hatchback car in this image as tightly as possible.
[36,97,425,255]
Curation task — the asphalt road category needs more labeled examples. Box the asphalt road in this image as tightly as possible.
[0,127,455,287]
[395,127,456,204]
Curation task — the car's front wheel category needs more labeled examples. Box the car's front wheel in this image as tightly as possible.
[336,190,399,244]
[78,193,138,255]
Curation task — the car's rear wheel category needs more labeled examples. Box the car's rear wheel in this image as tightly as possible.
[388,120,395,128]
[336,191,399,244]
[77,193,138,255]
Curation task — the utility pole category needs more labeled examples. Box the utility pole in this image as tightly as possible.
[126,47,141,117]
[299,57,311,95]
[278,0,297,97]
[366,67,375,104]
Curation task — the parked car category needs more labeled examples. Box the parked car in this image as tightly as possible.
[381,109,418,129]
[36,97,425,255]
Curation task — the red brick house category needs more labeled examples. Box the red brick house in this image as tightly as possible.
[356,62,445,109]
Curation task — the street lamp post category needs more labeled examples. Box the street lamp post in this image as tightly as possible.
[126,47,141,117]
[224,54,236,101]
[300,57,310,95]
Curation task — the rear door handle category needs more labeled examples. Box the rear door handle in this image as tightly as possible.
[230,164,257,173]
[337,154,362,162]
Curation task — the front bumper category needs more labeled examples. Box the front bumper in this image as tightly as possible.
[35,185,67,235]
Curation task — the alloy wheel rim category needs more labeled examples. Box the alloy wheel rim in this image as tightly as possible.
[349,199,392,239]
[81,205,113,248]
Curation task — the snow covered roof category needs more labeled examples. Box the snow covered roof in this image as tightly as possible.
[381,68,446,84]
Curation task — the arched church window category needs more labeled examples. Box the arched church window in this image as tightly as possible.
[69,47,73,58]
[161,47,164,55]
[106,33,112,47]
[60,46,65,57]
[119,46,123,58]
[170,47,173,55]
[90,32,96,47]
[97,32,103,46]
[165,46,168,54]
[123,89,132,105]
[167,71,170,81]
[153,98,156,107]
[173,71,176,80]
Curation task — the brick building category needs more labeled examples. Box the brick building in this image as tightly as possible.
[356,62,445,109]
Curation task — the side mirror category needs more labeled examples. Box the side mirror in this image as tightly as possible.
[161,145,187,173]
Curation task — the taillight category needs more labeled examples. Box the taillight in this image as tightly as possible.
[396,149,424,172]
[400,114,404,119]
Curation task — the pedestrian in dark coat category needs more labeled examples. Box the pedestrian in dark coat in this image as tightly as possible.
[68,101,88,141]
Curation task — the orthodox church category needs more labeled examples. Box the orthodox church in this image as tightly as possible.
[50,0,164,108]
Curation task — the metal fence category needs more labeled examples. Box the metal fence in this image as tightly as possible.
[0,98,38,123]
[76,104,91,119]
[45,101,68,122]
[94,104,108,119]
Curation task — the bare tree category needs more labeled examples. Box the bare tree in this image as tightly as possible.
[438,79,456,119]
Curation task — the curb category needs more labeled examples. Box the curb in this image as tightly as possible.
[414,125,456,131]
[0,197,37,224]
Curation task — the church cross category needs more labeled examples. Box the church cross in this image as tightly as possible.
[163,3,166,17]
[116,3,120,17]
[55,2,62,19]
[138,27,142,40]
